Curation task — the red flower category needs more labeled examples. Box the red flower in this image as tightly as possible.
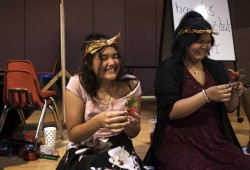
[125,97,137,116]
[230,71,239,79]
[228,69,246,82]
[129,106,136,115]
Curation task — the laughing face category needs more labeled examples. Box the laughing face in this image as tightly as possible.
[92,46,121,81]
[185,33,212,63]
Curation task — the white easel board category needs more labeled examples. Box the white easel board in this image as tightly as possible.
[171,0,235,61]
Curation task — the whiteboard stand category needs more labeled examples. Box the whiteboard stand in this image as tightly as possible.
[41,70,71,92]
[59,0,67,123]
[41,0,70,123]
[234,61,244,123]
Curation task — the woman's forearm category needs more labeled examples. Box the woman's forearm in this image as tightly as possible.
[67,115,101,143]
[224,95,240,112]
[169,91,208,119]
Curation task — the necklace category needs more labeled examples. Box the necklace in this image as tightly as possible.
[194,70,198,75]
[96,82,114,111]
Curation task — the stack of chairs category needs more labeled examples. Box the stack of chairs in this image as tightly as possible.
[0,60,64,148]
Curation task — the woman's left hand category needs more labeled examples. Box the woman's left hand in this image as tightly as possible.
[230,81,244,97]
[127,112,140,125]
[123,111,141,138]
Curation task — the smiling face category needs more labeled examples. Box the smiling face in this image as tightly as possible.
[184,33,212,63]
[92,46,121,81]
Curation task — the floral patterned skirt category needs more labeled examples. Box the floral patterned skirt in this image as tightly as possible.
[56,133,145,170]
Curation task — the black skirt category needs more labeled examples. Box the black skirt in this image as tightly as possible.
[56,133,145,170]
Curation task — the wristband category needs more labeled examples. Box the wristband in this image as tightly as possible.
[202,89,210,102]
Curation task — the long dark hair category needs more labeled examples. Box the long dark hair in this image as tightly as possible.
[171,11,215,62]
[78,33,123,102]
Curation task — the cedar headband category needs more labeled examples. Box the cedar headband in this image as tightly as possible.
[84,32,121,56]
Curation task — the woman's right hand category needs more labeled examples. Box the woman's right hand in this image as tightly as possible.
[96,111,130,133]
[206,84,232,102]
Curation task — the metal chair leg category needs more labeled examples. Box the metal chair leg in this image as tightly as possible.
[17,109,27,130]
[50,97,64,139]
[0,106,9,133]
[50,97,60,119]
[34,100,47,150]
[49,105,64,140]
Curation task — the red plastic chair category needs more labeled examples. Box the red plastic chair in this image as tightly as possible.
[0,70,66,147]
[0,70,52,147]
[5,60,56,98]
[3,60,64,139]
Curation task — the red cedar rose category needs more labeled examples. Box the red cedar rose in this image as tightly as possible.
[125,97,137,116]
[230,72,238,79]
[129,106,136,115]
[228,69,246,82]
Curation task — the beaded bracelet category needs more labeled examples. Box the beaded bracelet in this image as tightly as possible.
[202,89,210,102]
